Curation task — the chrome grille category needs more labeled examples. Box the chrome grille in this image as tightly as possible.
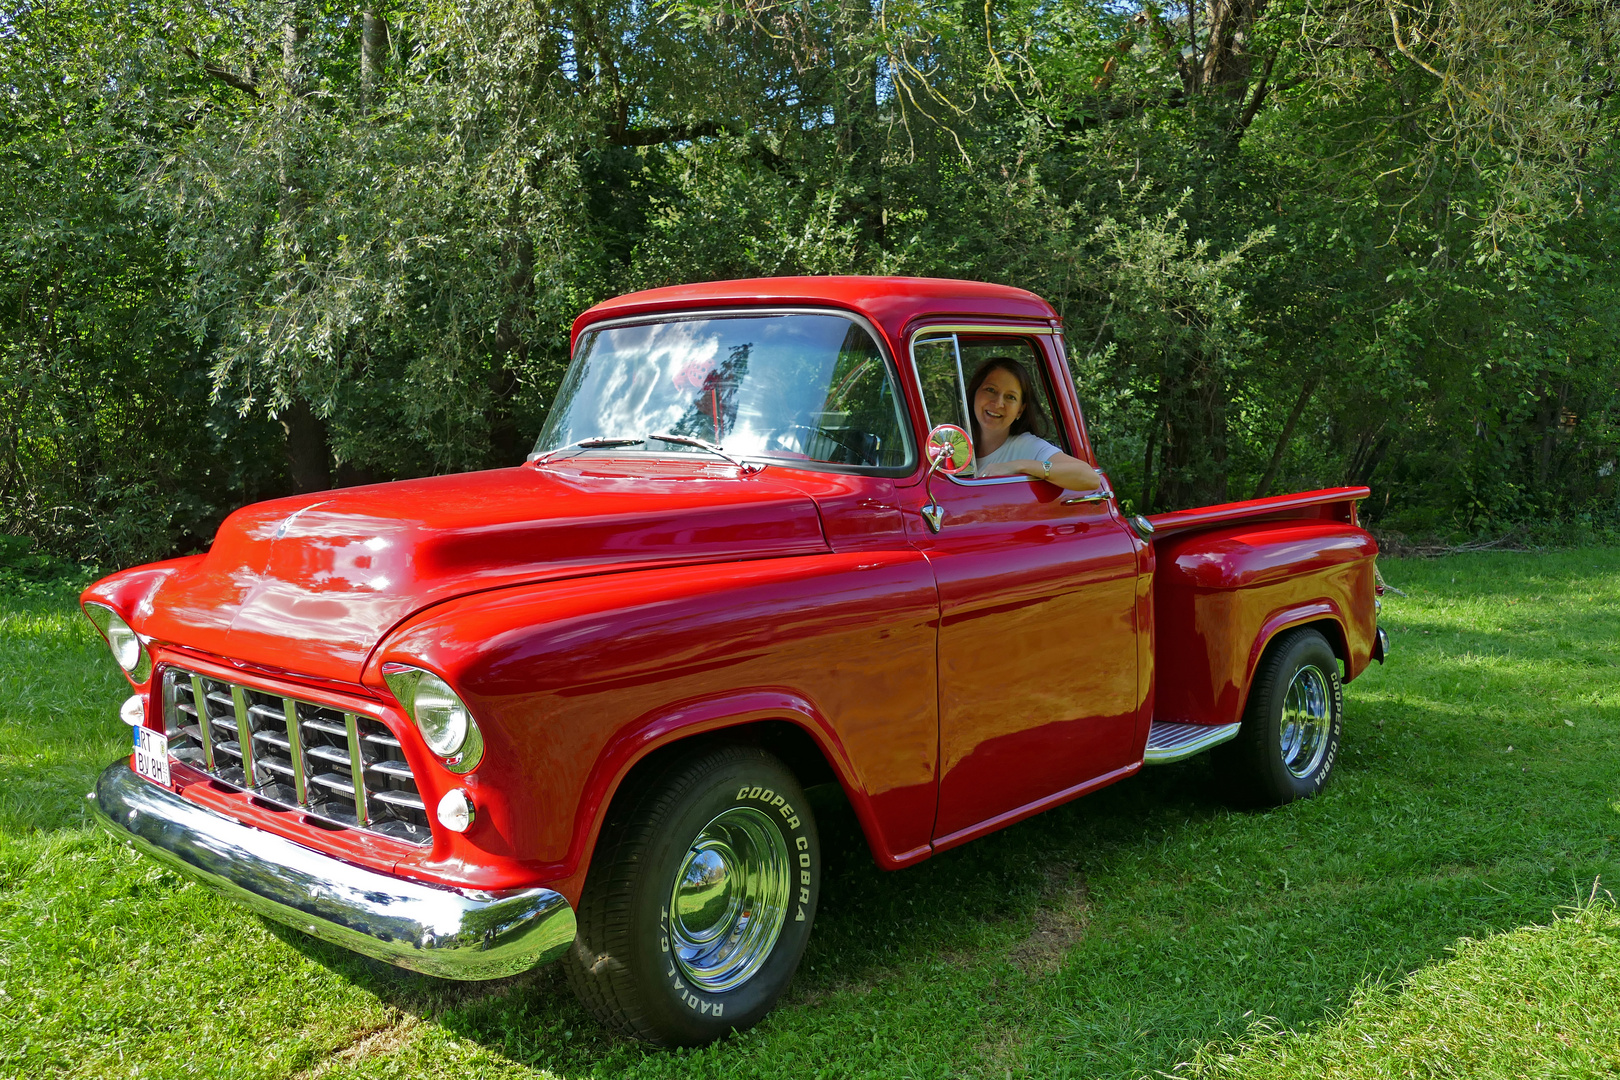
[161,667,430,844]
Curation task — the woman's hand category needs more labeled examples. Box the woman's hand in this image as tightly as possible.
[977,452,1103,492]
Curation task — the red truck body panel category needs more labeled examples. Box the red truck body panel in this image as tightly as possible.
[1152,514,1379,731]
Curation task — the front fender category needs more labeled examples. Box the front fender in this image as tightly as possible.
[367,551,941,900]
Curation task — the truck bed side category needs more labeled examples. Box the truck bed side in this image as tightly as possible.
[1148,487,1379,730]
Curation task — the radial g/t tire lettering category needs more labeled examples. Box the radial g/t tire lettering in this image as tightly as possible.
[1214,627,1344,807]
[564,745,819,1045]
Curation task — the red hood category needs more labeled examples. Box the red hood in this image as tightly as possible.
[123,462,829,685]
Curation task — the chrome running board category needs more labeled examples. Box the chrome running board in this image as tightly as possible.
[1143,720,1242,764]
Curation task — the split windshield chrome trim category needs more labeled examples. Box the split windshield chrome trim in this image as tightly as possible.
[553,306,918,478]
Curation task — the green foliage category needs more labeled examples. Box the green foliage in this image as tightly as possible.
[1,0,1618,562]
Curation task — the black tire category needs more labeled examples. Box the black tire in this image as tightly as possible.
[1214,627,1344,807]
[564,745,820,1046]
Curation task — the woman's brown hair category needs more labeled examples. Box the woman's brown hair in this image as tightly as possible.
[966,356,1049,445]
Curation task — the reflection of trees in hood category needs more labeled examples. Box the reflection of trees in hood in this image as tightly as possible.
[672,344,751,444]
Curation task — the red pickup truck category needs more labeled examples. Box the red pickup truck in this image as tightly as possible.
[85,277,1385,1045]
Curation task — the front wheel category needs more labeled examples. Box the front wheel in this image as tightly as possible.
[1214,627,1344,807]
[565,745,819,1045]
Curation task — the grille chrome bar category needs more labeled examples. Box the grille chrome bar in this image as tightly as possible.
[283,697,308,806]
[159,667,429,844]
[230,684,255,789]
[190,673,216,771]
[371,788,426,812]
[344,712,370,826]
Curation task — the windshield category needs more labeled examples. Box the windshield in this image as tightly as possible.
[533,313,913,470]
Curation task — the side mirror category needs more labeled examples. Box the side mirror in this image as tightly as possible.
[925,424,974,476]
[921,424,973,534]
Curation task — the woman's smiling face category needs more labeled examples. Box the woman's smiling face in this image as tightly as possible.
[974,367,1024,446]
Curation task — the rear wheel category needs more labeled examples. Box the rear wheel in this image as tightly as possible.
[565,745,819,1045]
[1215,627,1344,806]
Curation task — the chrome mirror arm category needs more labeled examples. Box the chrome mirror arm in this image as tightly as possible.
[922,447,949,533]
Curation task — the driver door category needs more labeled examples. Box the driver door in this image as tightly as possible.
[909,330,1144,846]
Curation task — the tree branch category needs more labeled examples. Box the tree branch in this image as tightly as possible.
[177,43,262,98]
[1230,45,1279,139]
[605,120,742,146]
[1389,8,1445,80]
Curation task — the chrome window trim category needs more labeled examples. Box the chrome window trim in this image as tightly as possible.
[553,306,918,477]
[914,323,1058,336]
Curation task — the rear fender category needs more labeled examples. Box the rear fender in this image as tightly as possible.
[1244,604,1349,697]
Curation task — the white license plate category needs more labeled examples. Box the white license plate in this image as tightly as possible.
[134,726,170,786]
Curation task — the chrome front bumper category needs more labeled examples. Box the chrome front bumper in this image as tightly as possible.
[89,760,576,980]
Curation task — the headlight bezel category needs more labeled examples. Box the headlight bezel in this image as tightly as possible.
[381,664,485,774]
[83,602,152,683]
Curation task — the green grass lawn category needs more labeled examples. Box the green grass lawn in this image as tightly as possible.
[3,549,1618,1079]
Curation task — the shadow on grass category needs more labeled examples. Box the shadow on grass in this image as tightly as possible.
[255,741,1612,1080]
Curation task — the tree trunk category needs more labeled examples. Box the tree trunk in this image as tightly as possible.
[1347,425,1392,487]
[1157,353,1229,511]
[1140,403,1162,514]
[279,400,332,493]
[283,10,308,87]
[1534,381,1570,490]
[275,4,330,494]
[361,9,387,107]
[1253,371,1321,499]
[834,0,882,245]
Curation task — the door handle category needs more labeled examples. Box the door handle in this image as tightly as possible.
[1063,488,1114,505]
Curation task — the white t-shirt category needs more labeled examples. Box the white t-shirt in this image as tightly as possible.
[973,432,1062,474]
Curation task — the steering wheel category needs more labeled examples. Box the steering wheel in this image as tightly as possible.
[765,424,875,466]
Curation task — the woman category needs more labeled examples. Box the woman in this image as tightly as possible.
[966,357,1103,491]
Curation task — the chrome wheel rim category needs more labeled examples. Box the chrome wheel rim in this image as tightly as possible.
[1280,664,1332,778]
[669,806,791,993]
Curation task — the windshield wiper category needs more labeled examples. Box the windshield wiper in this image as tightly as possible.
[650,433,763,474]
[527,436,644,466]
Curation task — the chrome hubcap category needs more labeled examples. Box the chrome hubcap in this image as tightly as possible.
[669,806,791,992]
[1280,664,1332,778]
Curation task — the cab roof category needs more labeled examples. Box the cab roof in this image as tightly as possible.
[571,276,1060,351]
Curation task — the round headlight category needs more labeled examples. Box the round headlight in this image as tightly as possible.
[412,672,469,757]
[436,789,476,833]
[106,615,141,672]
[83,602,150,682]
[381,664,485,773]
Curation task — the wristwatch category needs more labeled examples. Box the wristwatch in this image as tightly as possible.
[1042,459,1051,479]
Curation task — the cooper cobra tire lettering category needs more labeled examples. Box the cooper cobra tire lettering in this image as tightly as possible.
[566,745,819,1047]
[1213,627,1345,808]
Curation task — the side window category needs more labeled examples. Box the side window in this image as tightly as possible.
[810,334,911,468]
[910,330,1069,479]
[956,335,1069,454]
